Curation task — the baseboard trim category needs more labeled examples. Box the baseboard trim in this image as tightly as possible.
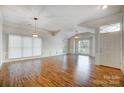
[99,65,122,71]
[3,56,42,63]
[3,53,93,63]
[3,54,68,63]
[67,53,95,57]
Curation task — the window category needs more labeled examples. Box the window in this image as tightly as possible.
[9,35,22,58]
[8,34,42,59]
[78,40,89,55]
[22,37,32,57]
[33,38,42,56]
[100,23,120,33]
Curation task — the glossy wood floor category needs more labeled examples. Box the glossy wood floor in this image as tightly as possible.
[0,54,123,87]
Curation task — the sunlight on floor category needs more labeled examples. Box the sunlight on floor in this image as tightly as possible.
[75,55,91,83]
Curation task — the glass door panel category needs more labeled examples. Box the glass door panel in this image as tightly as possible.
[78,40,89,55]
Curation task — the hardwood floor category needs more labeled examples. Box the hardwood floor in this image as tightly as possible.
[0,54,123,87]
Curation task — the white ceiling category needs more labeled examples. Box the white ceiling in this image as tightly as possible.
[1,5,122,33]
[80,13,123,28]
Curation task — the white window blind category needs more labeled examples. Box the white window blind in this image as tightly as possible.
[9,35,22,58]
[8,34,42,59]
[33,38,42,56]
[22,37,32,57]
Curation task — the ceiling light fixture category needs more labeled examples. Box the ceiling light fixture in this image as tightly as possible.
[75,36,79,39]
[101,5,108,10]
[32,17,38,38]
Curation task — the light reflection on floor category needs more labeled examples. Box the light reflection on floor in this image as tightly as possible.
[75,55,92,83]
[9,60,42,82]
[1,54,123,87]
[7,55,95,86]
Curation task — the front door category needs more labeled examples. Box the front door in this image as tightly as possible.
[99,23,122,68]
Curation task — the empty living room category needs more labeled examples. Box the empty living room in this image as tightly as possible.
[0,4,124,88]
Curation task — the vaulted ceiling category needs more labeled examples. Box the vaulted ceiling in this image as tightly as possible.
[1,5,123,34]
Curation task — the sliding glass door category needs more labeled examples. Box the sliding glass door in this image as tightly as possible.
[78,40,90,55]
[22,36,33,57]
[8,35,22,58]
[8,34,42,59]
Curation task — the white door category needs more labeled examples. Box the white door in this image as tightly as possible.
[77,39,90,55]
[99,23,122,68]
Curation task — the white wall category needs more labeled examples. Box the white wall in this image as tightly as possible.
[95,28,100,65]
[0,10,3,68]
[122,7,124,73]
[120,6,124,73]
[42,35,67,57]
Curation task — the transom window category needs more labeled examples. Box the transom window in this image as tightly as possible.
[100,23,120,33]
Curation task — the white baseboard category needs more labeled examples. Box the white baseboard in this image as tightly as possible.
[3,53,68,63]
[3,56,42,63]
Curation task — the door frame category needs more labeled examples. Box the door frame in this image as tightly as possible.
[75,37,94,56]
[98,22,123,69]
